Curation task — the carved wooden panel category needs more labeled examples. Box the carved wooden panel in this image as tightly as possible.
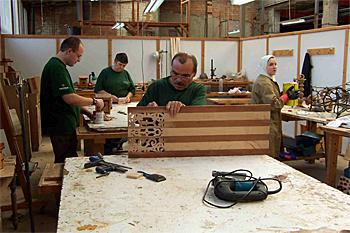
[128,105,271,158]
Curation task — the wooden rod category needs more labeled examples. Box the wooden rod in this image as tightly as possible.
[342,29,349,88]
[108,39,112,66]
[201,40,205,74]
[156,39,160,80]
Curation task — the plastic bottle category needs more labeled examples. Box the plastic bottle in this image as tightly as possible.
[219,78,224,92]
[90,72,97,85]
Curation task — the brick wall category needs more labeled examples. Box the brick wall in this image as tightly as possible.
[31,0,258,37]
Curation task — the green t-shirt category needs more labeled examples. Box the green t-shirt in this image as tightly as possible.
[137,77,207,106]
[40,57,80,135]
[94,67,135,97]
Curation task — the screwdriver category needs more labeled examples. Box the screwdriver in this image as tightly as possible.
[137,171,166,182]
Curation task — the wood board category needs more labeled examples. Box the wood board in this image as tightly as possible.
[128,105,271,157]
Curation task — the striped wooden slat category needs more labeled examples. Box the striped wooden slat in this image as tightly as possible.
[128,104,271,158]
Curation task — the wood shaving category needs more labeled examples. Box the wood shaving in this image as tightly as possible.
[77,224,98,231]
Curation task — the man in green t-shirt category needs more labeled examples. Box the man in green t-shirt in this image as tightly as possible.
[40,37,104,163]
[94,53,135,103]
[138,52,207,116]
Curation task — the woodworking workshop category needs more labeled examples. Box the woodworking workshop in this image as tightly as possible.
[1,0,350,232]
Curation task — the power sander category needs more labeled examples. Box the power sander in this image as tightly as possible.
[203,169,282,208]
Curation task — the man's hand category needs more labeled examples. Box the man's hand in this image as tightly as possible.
[95,99,104,111]
[112,95,119,103]
[147,101,158,107]
[166,101,185,117]
[286,86,298,100]
[125,96,131,103]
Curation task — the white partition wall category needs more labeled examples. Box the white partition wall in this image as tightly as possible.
[241,38,266,81]
[68,39,108,82]
[159,39,171,79]
[180,40,202,77]
[112,39,157,84]
[347,30,350,83]
[269,35,299,85]
[4,38,56,78]
[269,35,299,138]
[300,30,346,88]
[204,41,238,78]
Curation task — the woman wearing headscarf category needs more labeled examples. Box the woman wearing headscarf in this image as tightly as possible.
[251,55,291,157]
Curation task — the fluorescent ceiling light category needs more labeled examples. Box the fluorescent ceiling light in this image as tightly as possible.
[112,22,124,30]
[144,0,164,14]
[228,29,240,35]
[280,18,306,26]
[231,0,254,5]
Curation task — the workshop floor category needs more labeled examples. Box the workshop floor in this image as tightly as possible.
[1,137,349,233]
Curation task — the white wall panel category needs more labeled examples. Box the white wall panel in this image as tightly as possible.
[159,39,171,78]
[242,39,266,81]
[204,41,238,78]
[269,35,299,86]
[68,39,108,82]
[269,35,299,138]
[5,38,56,79]
[180,40,202,77]
[112,39,157,83]
[300,30,346,88]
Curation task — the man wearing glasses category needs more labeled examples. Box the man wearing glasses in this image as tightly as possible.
[40,37,104,163]
[94,53,135,103]
[138,52,207,116]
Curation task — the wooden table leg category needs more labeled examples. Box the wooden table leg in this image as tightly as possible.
[83,139,105,155]
[325,132,341,187]
[10,176,18,230]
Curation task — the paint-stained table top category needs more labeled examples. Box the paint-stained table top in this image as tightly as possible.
[58,155,350,232]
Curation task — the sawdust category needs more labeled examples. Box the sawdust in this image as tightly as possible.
[76,224,98,231]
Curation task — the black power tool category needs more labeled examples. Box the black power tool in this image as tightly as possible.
[203,169,282,208]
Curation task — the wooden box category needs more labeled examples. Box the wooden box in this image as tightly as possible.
[78,76,89,88]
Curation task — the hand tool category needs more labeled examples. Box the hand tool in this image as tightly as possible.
[117,110,127,115]
[137,171,166,182]
[96,164,129,174]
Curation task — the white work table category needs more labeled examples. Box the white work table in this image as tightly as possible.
[58,155,350,232]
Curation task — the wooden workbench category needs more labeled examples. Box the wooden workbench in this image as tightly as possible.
[281,106,344,186]
[77,103,137,154]
[58,155,350,232]
[207,98,251,105]
[320,125,350,186]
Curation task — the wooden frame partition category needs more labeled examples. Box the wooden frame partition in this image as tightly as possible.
[128,104,271,158]
[241,25,350,87]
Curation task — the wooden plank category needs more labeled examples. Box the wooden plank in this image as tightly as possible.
[164,141,269,151]
[128,105,271,157]
[162,126,269,136]
[38,163,64,194]
[207,98,251,105]
[163,134,269,142]
[128,104,271,113]
[307,47,335,56]
[129,111,269,123]
[272,49,293,57]
[164,119,270,128]
[129,149,271,157]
